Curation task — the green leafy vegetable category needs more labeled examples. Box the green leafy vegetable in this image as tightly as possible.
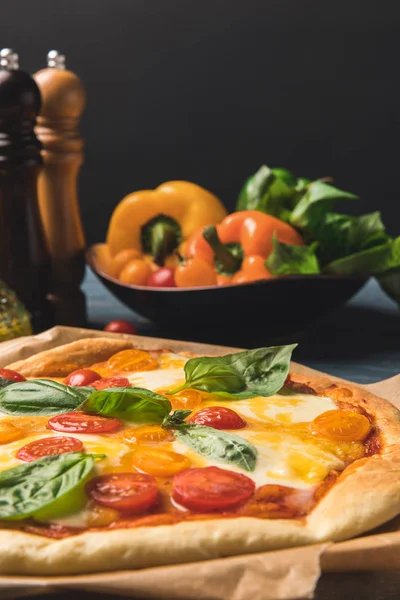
[377,270,400,305]
[163,411,257,472]
[266,235,320,275]
[81,387,171,424]
[325,237,400,276]
[0,452,100,519]
[237,165,297,221]
[290,181,358,229]
[169,345,296,399]
[0,379,86,416]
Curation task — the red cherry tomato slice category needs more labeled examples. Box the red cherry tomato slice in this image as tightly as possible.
[48,412,120,434]
[172,466,255,511]
[0,368,26,382]
[147,268,176,288]
[86,472,159,512]
[187,406,246,430]
[91,376,130,390]
[104,320,138,335]
[64,369,101,387]
[16,436,84,462]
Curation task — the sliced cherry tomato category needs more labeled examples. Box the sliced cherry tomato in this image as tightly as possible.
[91,376,130,390]
[104,320,138,335]
[187,406,246,430]
[169,389,202,410]
[64,369,101,387]
[130,448,191,476]
[0,421,23,444]
[311,409,371,442]
[48,412,120,434]
[0,368,26,382]
[123,425,174,444]
[86,472,159,512]
[147,268,176,288]
[172,466,255,512]
[16,436,84,462]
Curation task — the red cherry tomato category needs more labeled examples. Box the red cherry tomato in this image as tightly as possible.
[91,376,130,390]
[187,406,246,430]
[172,466,255,512]
[86,472,159,512]
[104,320,138,335]
[147,268,176,288]
[64,369,101,387]
[16,436,83,462]
[0,368,26,382]
[48,412,120,434]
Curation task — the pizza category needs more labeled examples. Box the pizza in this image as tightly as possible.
[0,337,399,575]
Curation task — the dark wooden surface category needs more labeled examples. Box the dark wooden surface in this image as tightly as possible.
[19,271,400,599]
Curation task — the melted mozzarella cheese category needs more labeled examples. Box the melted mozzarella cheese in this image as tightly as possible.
[126,353,186,390]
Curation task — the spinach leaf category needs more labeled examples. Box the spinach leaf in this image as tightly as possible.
[0,377,15,390]
[305,211,388,266]
[266,235,320,275]
[163,413,257,472]
[290,181,358,229]
[169,345,296,399]
[324,237,400,276]
[0,452,99,519]
[81,387,171,424]
[0,379,85,415]
[236,165,297,221]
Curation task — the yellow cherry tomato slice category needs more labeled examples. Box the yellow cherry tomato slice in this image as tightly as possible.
[170,389,203,410]
[86,505,120,527]
[123,425,174,445]
[311,410,371,442]
[131,448,191,476]
[107,349,158,372]
[0,421,24,444]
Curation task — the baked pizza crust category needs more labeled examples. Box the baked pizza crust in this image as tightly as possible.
[1,341,400,575]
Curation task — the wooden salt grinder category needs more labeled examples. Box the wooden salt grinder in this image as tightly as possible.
[34,50,87,326]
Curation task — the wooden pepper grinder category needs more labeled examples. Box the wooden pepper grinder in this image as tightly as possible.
[34,50,87,327]
[0,48,51,332]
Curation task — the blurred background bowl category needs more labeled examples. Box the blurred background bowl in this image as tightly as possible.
[86,244,367,343]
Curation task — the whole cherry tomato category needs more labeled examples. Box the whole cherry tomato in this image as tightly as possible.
[64,369,101,387]
[147,268,176,288]
[0,368,26,382]
[104,320,138,335]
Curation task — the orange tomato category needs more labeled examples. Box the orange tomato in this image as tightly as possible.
[0,421,23,444]
[170,389,203,410]
[216,273,232,286]
[107,349,158,372]
[175,257,217,288]
[86,505,120,527]
[311,410,371,442]
[131,448,191,476]
[123,425,174,445]
[119,259,153,285]
[112,248,142,277]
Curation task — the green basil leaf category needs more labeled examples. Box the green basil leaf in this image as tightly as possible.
[162,409,192,427]
[170,345,296,399]
[0,377,15,390]
[81,387,171,424]
[266,235,320,275]
[0,379,84,416]
[324,237,400,276]
[0,452,97,519]
[174,424,257,472]
[290,181,358,229]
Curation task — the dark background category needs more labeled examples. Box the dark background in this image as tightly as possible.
[2,0,399,243]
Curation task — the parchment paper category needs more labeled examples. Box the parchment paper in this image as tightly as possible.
[0,326,399,600]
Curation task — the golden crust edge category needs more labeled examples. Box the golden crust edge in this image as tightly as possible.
[0,370,399,574]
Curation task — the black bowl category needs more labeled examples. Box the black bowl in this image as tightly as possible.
[86,244,367,342]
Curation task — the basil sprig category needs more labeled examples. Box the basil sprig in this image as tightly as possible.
[0,380,91,416]
[0,452,101,519]
[168,345,296,399]
[162,411,257,472]
[81,387,171,424]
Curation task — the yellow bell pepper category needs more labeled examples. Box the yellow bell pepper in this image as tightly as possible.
[106,181,227,267]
